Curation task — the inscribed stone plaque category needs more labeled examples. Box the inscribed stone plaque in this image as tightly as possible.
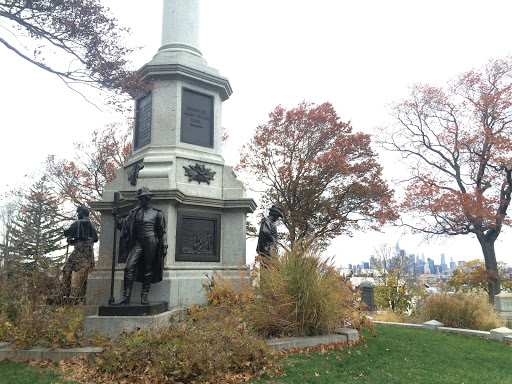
[134,93,152,150]
[176,210,220,262]
[181,88,214,148]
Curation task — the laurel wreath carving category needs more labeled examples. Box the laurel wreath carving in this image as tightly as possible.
[183,163,216,185]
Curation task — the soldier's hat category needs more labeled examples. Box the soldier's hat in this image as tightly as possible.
[269,204,284,218]
[136,186,155,198]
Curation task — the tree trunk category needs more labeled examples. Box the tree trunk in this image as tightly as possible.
[476,234,501,304]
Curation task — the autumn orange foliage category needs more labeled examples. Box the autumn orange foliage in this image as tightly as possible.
[239,101,396,248]
[45,123,132,228]
[447,259,509,294]
[380,57,512,302]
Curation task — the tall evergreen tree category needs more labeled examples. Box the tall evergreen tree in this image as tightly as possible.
[9,176,65,273]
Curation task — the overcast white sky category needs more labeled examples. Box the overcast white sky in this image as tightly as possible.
[1,0,512,267]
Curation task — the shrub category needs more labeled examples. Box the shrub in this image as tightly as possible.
[92,309,274,383]
[247,241,359,338]
[0,265,84,349]
[0,304,84,349]
[201,268,254,317]
[420,291,502,331]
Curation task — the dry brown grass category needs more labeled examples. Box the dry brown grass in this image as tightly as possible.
[248,241,359,338]
[371,310,418,324]
[420,291,503,331]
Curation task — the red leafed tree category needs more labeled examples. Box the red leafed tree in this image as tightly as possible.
[45,123,132,227]
[0,0,148,108]
[379,57,512,303]
[239,101,396,249]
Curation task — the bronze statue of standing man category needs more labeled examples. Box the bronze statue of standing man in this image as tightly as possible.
[113,187,167,305]
[256,204,284,267]
[62,205,98,298]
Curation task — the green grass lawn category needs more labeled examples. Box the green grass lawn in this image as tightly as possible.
[0,361,75,384]
[257,325,512,383]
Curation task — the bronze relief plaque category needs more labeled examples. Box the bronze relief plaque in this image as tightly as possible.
[176,210,220,262]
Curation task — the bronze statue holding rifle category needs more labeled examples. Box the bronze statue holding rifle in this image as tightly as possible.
[256,204,284,267]
[62,205,98,298]
[113,187,167,306]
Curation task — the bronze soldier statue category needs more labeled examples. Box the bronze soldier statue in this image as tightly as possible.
[256,204,284,267]
[62,205,98,298]
[113,187,167,305]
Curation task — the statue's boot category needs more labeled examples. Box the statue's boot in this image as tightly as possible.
[113,290,131,306]
[141,272,152,305]
[112,275,133,306]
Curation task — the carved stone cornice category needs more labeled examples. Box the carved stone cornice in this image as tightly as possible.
[89,190,257,213]
[138,63,232,101]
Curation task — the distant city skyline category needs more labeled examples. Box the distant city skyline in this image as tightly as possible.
[343,242,470,273]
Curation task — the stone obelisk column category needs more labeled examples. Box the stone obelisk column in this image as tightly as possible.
[159,0,203,59]
[86,0,256,313]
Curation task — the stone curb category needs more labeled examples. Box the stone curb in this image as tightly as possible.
[490,327,512,342]
[422,320,444,330]
[437,327,490,338]
[334,327,360,342]
[0,346,102,361]
[376,320,511,343]
[373,321,422,329]
[266,328,360,351]
[266,334,347,351]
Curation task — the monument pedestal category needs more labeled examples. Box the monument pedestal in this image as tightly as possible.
[84,0,256,325]
[86,192,254,313]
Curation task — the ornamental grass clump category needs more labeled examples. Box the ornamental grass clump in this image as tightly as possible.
[248,241,358,338]
[420,291,502,331]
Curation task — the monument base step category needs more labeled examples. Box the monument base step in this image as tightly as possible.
[98,301,167,316]
[84,307,183,337]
